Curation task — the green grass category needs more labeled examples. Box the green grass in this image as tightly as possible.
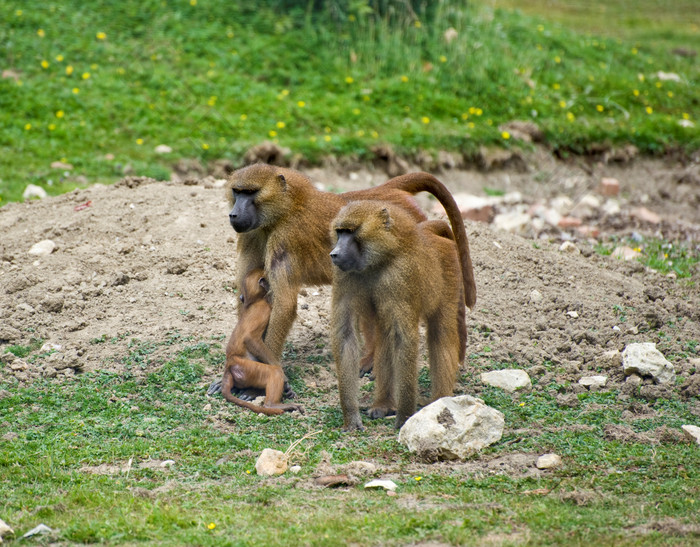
[595,236,699,278]
[1,0,698,203]
[2,338,699,545]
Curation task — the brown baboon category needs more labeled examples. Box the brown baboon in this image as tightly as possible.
[330,201,468,430]
[217,269,303,416]
[226,164,476,361]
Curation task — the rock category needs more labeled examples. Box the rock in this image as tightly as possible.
[315,474,352,487]
[398,395,504,461]
[597,177,620,197]
[681,425,700,446]
[559,241,580,254]
[340,461,377,479]
[656,71,681,82]
[0,518,13,540]
[493,212,531,233]
[22,524,52,539]
[481,370,531,392]
[680,374,700,400]
[255,448,288,476]
[23,184,48,200]
[536,453,562,469]
[364,479,397,491]
[579,376,608,390]
[557,216,582,229]
[529,289,543,304]
[154,144,172,154]
[631,207,662,225]
[556,393,579,408]
[50,160,73,170]
[622,343,676,385]
[611,246,641,261]
[28,239,56,256]
[602,199,621,216]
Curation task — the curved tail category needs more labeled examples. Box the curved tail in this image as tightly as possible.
[385,172,477,308]
[221,371,285,416]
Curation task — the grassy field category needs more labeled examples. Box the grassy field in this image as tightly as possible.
[2,336,698,545]
[1,0,698,203]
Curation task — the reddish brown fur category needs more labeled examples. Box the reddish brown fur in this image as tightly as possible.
[227,164,476,362]
[220,269,303,416]
[330,202,467,430]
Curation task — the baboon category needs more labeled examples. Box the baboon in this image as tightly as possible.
[330,201,469,430]
[218,269,303,416]
[227,164,476,361]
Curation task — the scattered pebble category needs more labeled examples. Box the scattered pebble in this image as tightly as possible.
[23,184,48,200]
[536,454,562,469]
[28,240,56,256]
[364,479,397,491]
[255,448,288,476]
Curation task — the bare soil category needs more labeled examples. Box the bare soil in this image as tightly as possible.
[1,150,699,409]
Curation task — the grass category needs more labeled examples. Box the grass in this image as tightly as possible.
[1,0,698,203]
[595,235,699,278]
[1,337,699,545]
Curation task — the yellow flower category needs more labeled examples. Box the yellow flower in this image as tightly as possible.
[552,83,560,90]
[324,135,332,142]
[82,72,90,79]
[559,100,567,108]
[667,91,673,98]
[655,81,662,88]
[240,114,248,121]
[207,522,216,530]
[190,0,197,5]
[24,123,32,130]
[633,89,640,97]
[48,123,56,131]
[96,32,106,40]
[362,95,370,102]
[631,47,638,55]
[72,87,79,94]
[421,116,430,124]
[348,14,356,22]
[116,67,125,75]
[633,247,642,252]
[501,131,510,139]
[537,24,544,32]
[461,113,468,120]
[276,121,286,129]
[281,89,289,96]
[414,476,422,481]
[207,96,217,106]
[439,55,447,63]
[356,130,365,137]
[345,76,354,84]
[646,106,653,114]
[37,29,45,37]
[324,126,332,133]
[566,112,575,122]
[371,130,379,138]
[269,130,277,138]
[136,138,143,145]
[467,122,475,129]
[682,112,690,120]
[55,110,64,118]
[475,108,483,116]
[55,55,64,62]
[596,104,604,112]
[309,136,317,142]
[554,55,561,64]
[638,74,645,82]
[41,60,49,69]
[246,470,251,474]
[519,402,525,407]
[297,101,306,108]
[202,143,209,150]
[400,75,408,83]
[15,9,22,16]
[414,20,422,28]
[352,108,361,115]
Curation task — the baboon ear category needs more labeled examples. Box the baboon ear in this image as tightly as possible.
[379,207,393,230]
[277,174,287,191]
[258,276,270,293]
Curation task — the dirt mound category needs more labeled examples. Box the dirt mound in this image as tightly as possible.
[1,155,698,403]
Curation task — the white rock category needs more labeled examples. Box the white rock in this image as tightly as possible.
[578,193,601,209]
[602,199,621,216]
[481,370,532,392]
[289,465,302,474]
[656,71,681,82]
[0,518,13,540]
[22,524,52,538]
[529,289,543,304]
[559,241,580,254]
[364,479,397,491]
[681,425,700,446]
[28,240,56,256]
[579,375,607,388]
[255,448,288,476]
[536,453,562,469]
[493,212,531,233]
[550,195,574,214]
[622,343,676,385]
[23,184,48,200]
[566,310,579,318]
[398,396,504,461]
[155,144,173,154]
[679,119,695,128]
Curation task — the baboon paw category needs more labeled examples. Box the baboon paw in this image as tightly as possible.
[358,363,374,378]
[288,404,305,414]
[283,383,297,399]
[367,406,396,419]
[206,379,222,396]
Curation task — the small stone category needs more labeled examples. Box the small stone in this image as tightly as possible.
[28,240,56,256]
[481,370,532,392]
[529,289,543,304]
[557,216,582,229]
[23,184,48,200]
[536,453,562,469]
[622,342,676,385]
[631,207,662,225]
[289,465,301,474]
[364,479,398,491]
[681,425,700,446]
[559,241,580,254]
[255,448,288,476]
[566,310,579,319]
[50,160,73,170]
[597,350,622,369]
[0,517,14,540]
[579,376,607,389]
[493,212,531,234]
[602,199,621,216]
[155,144,173,154]
[597,177,620,197]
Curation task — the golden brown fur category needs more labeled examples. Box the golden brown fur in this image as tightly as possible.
[220,269,303,416]
[330,202,467,430]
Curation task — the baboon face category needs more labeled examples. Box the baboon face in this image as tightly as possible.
[330,230,366,272]
[229,189,260,233]
[240,269,270,306]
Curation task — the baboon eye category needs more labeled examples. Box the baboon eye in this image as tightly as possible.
[234,189,258,196]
